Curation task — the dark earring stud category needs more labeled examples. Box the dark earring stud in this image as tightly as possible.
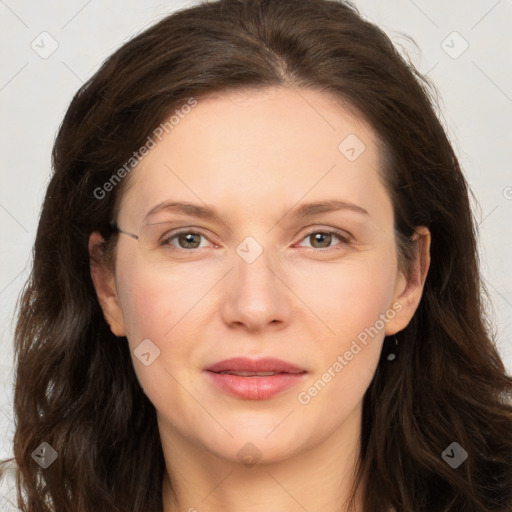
[386,336,398,361]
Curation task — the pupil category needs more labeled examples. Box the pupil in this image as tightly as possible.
[180,233,200,248]
[312,233,330,248]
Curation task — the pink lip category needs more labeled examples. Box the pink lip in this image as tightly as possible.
[204,357,307,400]
[205,357,305,374]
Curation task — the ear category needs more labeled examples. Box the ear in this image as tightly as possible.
[385,226,431,335]
[89,231,126,337]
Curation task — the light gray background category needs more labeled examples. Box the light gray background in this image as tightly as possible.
[0,0,511,462]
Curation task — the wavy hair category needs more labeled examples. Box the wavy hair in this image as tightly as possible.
[2,0,512,510]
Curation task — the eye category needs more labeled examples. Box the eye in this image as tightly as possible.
[158,227,351,252]
[162,231,211,250]
[295,229,351,250]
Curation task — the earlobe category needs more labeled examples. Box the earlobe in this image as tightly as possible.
[88,231,126,337]
[385,226,431,336]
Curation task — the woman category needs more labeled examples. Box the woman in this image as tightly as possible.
[1,0,511,511]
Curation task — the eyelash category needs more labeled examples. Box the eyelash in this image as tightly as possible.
[161,227,351,253]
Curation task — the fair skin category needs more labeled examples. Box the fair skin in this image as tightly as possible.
[89,86,430,512]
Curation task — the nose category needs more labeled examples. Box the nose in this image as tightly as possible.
[220,239,293,332]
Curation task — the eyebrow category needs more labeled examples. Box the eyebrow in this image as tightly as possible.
[144,199,369,223]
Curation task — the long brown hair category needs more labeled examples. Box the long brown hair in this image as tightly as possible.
[2,0,511,510]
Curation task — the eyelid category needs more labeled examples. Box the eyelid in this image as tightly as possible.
[295,225,352,243]
[292,226,352,251]
[162,227,218,249]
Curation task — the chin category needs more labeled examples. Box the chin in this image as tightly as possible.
[197,427,307,467]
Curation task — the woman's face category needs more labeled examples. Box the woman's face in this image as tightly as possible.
[90,86,429,465]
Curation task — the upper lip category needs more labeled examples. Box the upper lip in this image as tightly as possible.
[205,357,306,374]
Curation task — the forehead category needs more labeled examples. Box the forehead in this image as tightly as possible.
[118,86,390,226]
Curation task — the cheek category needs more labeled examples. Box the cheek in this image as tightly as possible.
[114,282,186,414]
[295,258,396,428]
[298,253,396,379]
[114,262,219,391]
[122,283,171,338]
[116,261,212,340]
[298,251,398,341]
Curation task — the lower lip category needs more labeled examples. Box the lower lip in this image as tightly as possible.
[205,371,307,400]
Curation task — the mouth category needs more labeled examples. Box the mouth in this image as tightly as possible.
[205,356,306,374]
[204,357,307,400]
[215,370,295,376]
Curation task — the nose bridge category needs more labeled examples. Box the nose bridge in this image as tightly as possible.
[221,230,290,329]
[234,231,280,296]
